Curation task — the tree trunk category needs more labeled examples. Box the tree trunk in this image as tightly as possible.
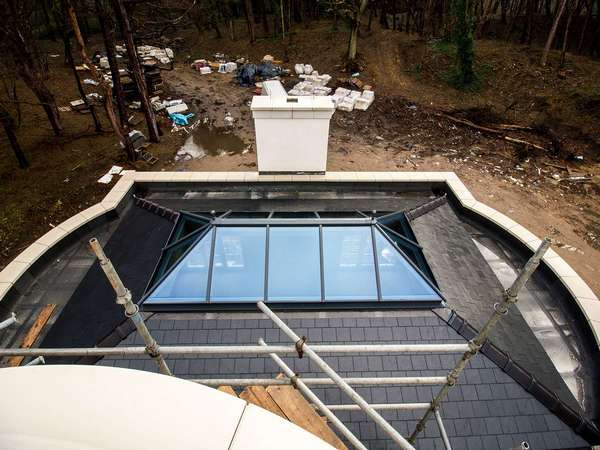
[347,0,369,61]
[95,0,129,130]
[261,0,270,33]
[244,0,257,42]
[0,104,28,169]
[67,1,136,161]
[226,0,237,40]
[577,0,592,53]
[112,0,160,143]
[281,0,286,37]
[541,0,567,65]
[64,33,102,132]
[5,1,64,136]
[559,3,574,67]
[475,0,494,39]
[40,0,57,41]
[34,85,63,136]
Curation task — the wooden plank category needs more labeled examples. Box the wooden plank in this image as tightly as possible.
[217,386,238,397]
[8,304,57,367]
[239,386,287,419]
[267,385,348,450]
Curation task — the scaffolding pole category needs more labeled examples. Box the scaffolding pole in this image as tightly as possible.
[408,238,551,444]
[434,409,452,450]
[257,301,416,450]
[0,312,18,330]
[320,403,431,411]
[89,238,172,376]
[258,338,368,450]
[190,376,447,387]
[0,344,467,358]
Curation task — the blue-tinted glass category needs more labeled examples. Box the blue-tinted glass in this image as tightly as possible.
[375,230,441,301]
[210,227,266,302]
[145,232,212,304]
[268,227,321,302]
[322,226,378,301]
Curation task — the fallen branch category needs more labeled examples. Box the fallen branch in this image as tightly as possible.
[496,124,533,131]
[437,113,549,152]
[504,136,548,152]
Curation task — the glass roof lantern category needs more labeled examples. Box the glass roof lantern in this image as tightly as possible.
[142,210,444,309]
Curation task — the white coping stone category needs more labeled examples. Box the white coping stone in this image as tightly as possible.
[560,275,598,301]
[0,282,11,299]
[169,172,195,181]
[101,189,130,208]
[229,403,335,450]
[506,223,542,245]
[580,299,600,318]
[79,204,108,221]
[54,213,89,233]
[226,172,246,181]
[0,261,30,284]
[36,226,71,248]
[13,242,48,265]
[544,256,580,278]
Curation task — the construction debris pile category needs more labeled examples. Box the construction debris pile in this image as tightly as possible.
[191,59,238,74]
[285,63,374,111]
[331,87,375,112]
[288,64,332,96]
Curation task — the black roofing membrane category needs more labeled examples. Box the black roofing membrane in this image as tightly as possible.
[40,206,172,360]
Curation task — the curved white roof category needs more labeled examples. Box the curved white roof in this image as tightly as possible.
[0,365,336,450]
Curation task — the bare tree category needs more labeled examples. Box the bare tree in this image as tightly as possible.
[94,0,129,129]
[0,102,28,168]
[541,0,567,65]
[112,0,160,143]
[66,0,136,161]
[0,0,63,136]
[244,0,257,42]
[336,0,370,61]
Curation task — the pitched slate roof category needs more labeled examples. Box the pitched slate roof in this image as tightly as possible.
[97,310,590,450]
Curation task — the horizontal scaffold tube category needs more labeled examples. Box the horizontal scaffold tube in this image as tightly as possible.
[321,403,432,411]
[191,376,447,387]
[0,343,468,358]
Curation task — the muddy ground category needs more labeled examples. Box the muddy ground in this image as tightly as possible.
[0,22,598,296]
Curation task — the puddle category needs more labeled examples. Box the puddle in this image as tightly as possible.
[175,120,247,162]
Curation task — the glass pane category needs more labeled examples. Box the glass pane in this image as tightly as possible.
[323,226,378,301]
[145,232,212,304]
[375,230,441,301]
[268,227,321,302]
[210,227,266,302]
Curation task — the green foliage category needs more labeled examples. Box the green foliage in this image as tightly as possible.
[438,61,495,91]
[429,40,455,57]
[451,0,475,88]
[407,63,423,79]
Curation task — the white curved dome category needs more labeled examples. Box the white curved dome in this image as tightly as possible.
[0,365,336,450]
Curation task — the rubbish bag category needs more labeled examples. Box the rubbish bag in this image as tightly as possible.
[169,113,195,126]
[257,62,281,78]
[237,63,258,86]
[237,62,283,86]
